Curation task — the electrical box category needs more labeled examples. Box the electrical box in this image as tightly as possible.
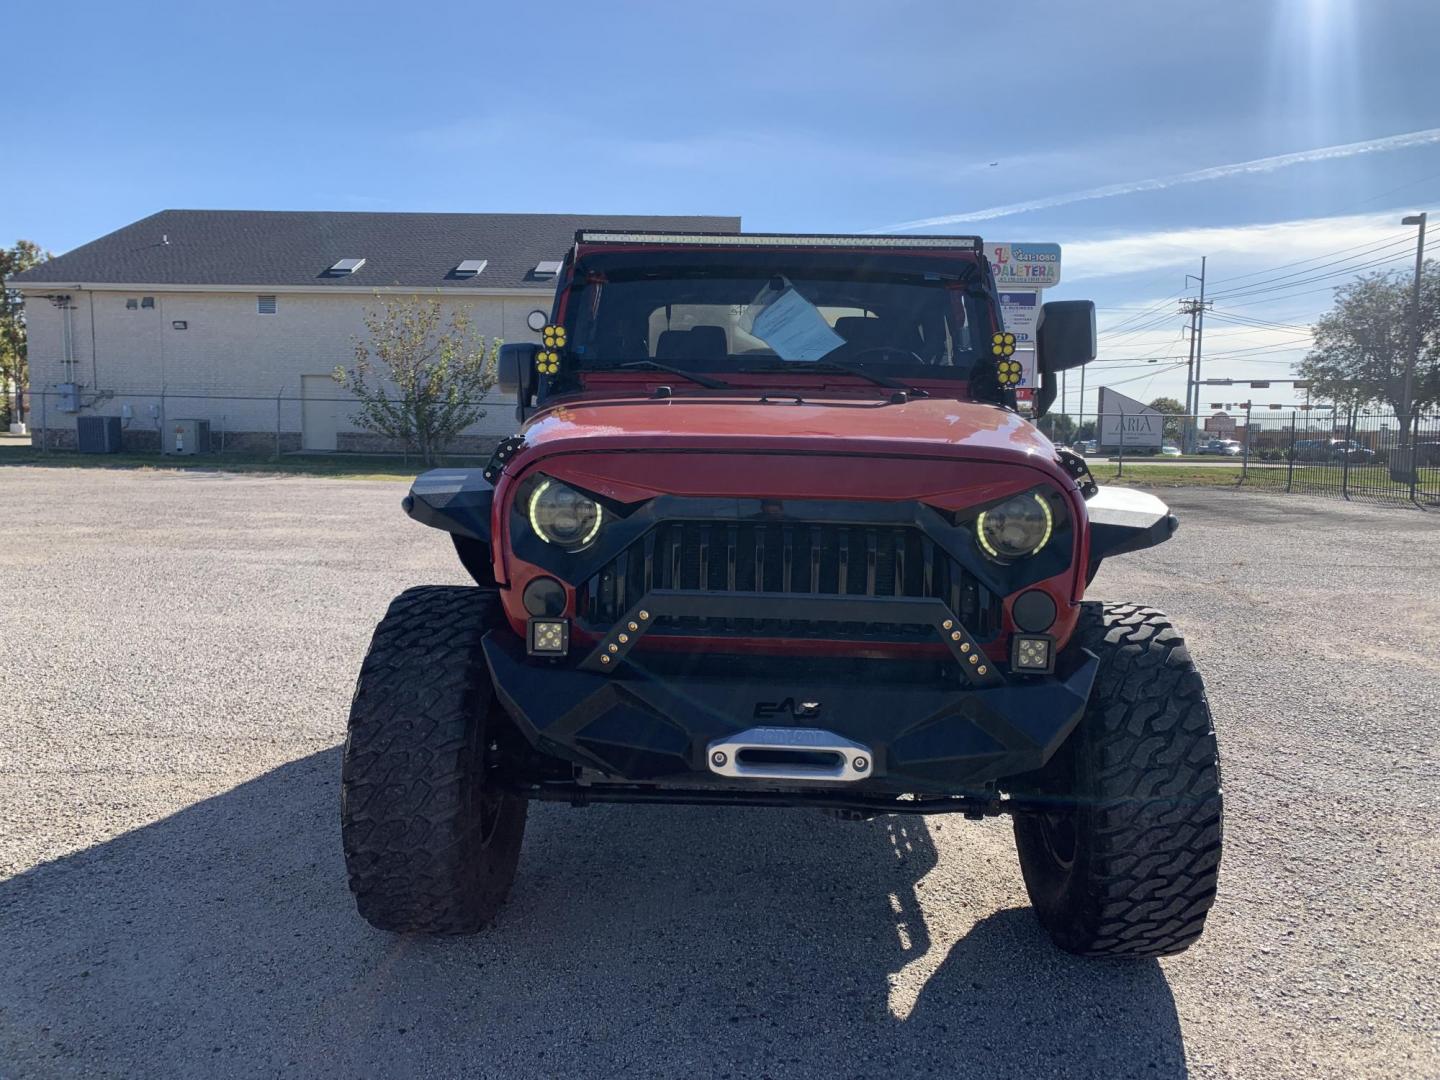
[163,418,211,456]
[56,383,82,413]
[76,415,123,454]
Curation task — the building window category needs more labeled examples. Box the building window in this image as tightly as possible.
[125,298,138,310]
[141,297,155,309]
[257,295,277,314]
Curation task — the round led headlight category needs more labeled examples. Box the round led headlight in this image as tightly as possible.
[528,479,603,550]
[976,492,1054,560]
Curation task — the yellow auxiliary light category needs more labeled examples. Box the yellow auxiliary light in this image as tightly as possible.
[991,331,1016,357]
[997,359,1024,387]
[537,324,566,374]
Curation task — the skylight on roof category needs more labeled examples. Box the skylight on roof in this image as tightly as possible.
[454,259,488,277]
[533,260,563,277]
[328,258,366,275]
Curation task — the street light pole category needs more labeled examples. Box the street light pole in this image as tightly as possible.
[1400,212,1427,443]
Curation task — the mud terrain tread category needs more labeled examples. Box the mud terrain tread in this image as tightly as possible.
[1015,602,1223,957]
[341,585,526,934]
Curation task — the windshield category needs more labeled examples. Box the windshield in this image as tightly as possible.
[563,251,985,380]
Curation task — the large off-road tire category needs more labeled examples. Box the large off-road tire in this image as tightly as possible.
[341,585,527,934]
[1012,602,1222,957]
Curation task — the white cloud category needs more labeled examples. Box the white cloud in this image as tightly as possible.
[883,127,1440,231]
[1064,210,1419,282]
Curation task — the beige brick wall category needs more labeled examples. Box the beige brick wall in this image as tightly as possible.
[23,288,551,451]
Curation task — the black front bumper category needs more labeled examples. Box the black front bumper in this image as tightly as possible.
[484,630,1098,797]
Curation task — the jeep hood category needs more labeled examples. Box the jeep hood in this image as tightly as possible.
[521,394,1057,465]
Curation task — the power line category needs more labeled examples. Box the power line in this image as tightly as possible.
[1207,245,1415,301]
[1099,290,1186,335]
[1205,311,1312,332]
[1205,229,1414,286]
[1203,257,1416,312]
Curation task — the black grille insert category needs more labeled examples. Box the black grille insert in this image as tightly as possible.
[580,520,1000,640]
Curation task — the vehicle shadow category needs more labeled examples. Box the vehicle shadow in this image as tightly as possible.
[0,748,1186,1079]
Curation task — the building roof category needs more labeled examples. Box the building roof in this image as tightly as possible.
[11,209,742,292]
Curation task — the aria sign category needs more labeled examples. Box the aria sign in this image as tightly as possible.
[1097,387,1164,449]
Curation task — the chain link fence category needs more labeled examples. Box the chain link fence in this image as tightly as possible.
[22,385,516,460]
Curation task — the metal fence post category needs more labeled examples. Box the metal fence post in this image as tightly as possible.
[1285,412,1297,492]
[1341,405,1355,499]
[1116,409,1125,478]
[159,386,166,457]
[275,388,283,458]
[40,389,48,453]
[1242,403,1252,482]
[1408,411,1421,504]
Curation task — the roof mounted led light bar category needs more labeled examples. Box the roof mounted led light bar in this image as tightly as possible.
[575,230,982,251]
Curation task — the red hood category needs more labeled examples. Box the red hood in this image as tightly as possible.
[520,393,1058,465]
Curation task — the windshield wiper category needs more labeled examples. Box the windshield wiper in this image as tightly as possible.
[744,359,929,397]
[614,360,733,389]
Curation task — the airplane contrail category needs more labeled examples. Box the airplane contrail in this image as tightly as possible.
[884,127,1440,232]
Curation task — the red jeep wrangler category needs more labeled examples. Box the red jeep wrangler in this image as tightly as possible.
[341,230,1222,957]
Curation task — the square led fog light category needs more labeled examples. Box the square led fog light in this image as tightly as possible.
[1011,634,1055,675]
[528,618,570,657]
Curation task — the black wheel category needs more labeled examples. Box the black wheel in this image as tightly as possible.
[452,534,495,587]
[341,585,527,934]
[1012,602,1222,957]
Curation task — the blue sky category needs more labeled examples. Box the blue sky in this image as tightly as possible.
[5,0,1438,413]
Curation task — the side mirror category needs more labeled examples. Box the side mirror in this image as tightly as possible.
[498,343,537,404]
[1034,300,1096,417]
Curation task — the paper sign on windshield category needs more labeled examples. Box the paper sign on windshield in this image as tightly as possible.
[749,288,846,361]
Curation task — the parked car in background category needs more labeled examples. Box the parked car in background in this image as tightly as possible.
[1293,438,1376,462]
[1160,444,1182,457]
[1199,438,1242,456]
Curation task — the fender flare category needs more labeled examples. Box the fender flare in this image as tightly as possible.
[401,469,494,542]
[1086,486,1179,579]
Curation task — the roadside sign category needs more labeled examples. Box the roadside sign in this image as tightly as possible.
[1206,412,1237,434]
[1097,386,1163,449]
[998,291,1040,345]
[989,243,1062,288]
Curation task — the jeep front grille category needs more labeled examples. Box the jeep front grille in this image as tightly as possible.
[580,521,1001,640]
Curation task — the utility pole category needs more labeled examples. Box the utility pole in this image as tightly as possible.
[1195,255,1208,402]
[1182,257,1210,408]
[1179,256,1211,450]
[1401,212,1427,444]
[1183,306,1197,416]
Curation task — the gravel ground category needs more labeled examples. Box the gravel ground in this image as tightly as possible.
[0,468,1436,1080]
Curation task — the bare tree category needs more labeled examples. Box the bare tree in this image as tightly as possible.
[334,295,498,464]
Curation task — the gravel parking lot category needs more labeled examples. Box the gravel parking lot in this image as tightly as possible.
[1,467,1436,1080]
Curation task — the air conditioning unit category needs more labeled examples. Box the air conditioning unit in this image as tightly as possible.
[163,418,211,456]
[76,415,122,453]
